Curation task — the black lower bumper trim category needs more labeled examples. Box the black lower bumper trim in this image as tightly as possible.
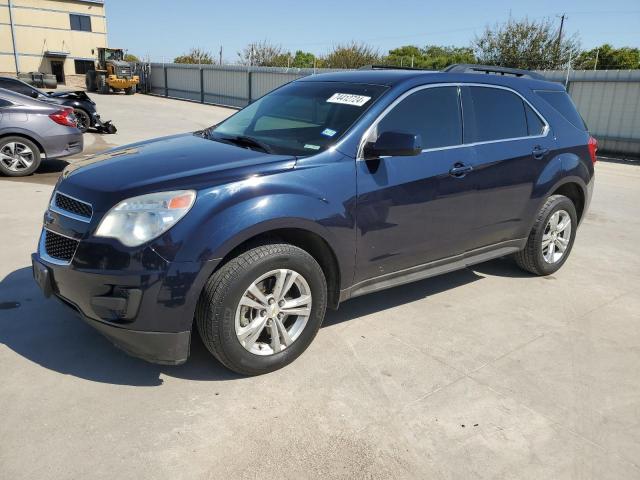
[88,318,191,365]
[54,294,191,365]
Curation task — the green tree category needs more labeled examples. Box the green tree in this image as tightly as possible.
[321,42,380,69]
[124,53,140,63]
[174,48,214,64]
[386,45,476,69]
[473,17,580,70]
[291,50,316,68]
[574,44,640,70]
[237,40,287,66]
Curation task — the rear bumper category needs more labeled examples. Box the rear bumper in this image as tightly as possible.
[43,130,83,159]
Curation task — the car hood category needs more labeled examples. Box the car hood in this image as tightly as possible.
[59,133,297,211]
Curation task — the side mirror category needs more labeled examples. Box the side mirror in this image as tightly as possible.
[362,131,422,160]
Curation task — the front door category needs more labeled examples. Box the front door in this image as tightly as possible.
[355,85,478,283]
[51,61,65,84]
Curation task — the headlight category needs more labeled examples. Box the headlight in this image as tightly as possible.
[95,190,196,247]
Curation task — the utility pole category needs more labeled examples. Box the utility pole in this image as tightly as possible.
[8,0,20,74]
[593,48,599,70]
[219,46,223,65]
[556,13,566,67]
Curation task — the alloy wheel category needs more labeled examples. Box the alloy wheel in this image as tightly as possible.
[542,209,572,263]
[0,142,34,172]
[235,269,312,356]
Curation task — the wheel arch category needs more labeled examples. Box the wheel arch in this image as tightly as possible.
[215,224,342,309]
[0,130,46,156]
[550,181,586,223]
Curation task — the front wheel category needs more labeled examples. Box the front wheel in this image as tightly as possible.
[196,243,327,375]
[514,194,577,275]
[124,85,136,95]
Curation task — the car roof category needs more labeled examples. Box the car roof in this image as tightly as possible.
[297,69,563,91]
[0,87,56,108]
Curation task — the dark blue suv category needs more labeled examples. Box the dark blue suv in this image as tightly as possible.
[32,65,596,375]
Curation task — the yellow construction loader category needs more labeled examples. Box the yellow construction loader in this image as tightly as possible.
[85,48,139,95]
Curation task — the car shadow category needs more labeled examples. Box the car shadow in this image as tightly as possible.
[0,258,518,386]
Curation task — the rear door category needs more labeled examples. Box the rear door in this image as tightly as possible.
[461,85,555,249]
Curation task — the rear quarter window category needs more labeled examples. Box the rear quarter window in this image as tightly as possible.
[535,90,586,131]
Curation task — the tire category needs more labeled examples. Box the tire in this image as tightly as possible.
[514,194,577,276]
[73,108,91,133]
[96,74,109,94]
[0,136,42,177]
[124,85,136,95]
[196,243,327,375]
[85,71,96,92]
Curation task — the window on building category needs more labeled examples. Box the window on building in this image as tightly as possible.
[70,14,92,32]
[377,86,462,149]
[74,60,95,75]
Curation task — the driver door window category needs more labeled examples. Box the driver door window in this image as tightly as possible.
[375,86,462,149]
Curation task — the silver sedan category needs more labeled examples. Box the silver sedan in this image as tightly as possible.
[0,88,83,176]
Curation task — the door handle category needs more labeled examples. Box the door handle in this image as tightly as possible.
[532,146,550,160]
[449,163,473,178]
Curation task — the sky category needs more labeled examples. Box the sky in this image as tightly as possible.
[106,0,640,62]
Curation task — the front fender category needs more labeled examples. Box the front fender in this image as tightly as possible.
[150,152,357,289]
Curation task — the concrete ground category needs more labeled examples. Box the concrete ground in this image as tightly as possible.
[1,93,639,479]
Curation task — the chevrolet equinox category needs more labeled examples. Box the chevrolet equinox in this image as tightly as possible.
[32,65,596,375]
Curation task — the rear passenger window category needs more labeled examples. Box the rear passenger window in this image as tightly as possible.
[524,103,545,136]
[535,90,586,131]
[376,86,461,149]
[463,87,528,143]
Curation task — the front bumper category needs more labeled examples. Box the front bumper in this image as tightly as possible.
[32,252,192,364]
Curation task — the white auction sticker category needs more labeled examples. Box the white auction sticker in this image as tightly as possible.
[326,93,371,107]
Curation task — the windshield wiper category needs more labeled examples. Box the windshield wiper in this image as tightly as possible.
[217,135,274,154]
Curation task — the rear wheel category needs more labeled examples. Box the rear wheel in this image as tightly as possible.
[196,243,327,375]
[514,195,577,275]
[73,108,91,133]
[124,85,136,95]
[0,136,41,177]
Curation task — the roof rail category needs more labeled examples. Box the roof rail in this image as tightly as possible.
[358,64,428,71]
[443,64,546,81]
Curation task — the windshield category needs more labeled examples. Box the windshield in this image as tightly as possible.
[210,81,388,155]
[105,50,123,61]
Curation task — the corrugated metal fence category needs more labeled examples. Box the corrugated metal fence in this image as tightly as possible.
[149,63,341,109]
[149,64,640,156]
[538,70,640,156]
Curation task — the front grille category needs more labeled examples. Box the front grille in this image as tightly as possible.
[118,67,132,76]
[44,230,79,262]
[54,192,92,219]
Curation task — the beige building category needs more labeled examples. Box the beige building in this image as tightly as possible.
[1,0,107,86]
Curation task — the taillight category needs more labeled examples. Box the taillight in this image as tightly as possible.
[49,108,77,128]
[588,136,598,164]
